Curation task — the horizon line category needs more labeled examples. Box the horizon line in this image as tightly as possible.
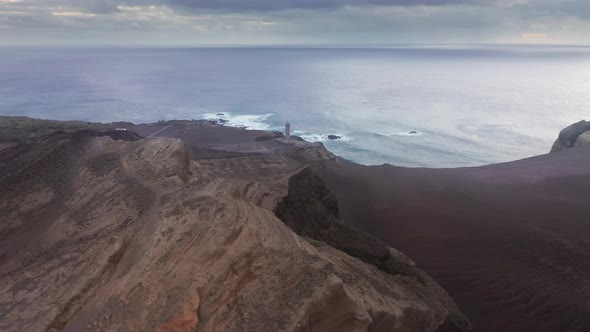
[2,42,590,48]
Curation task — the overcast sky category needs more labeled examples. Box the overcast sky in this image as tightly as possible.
[1,0,590,45]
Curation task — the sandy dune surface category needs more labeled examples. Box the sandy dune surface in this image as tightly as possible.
[312,145,590,332]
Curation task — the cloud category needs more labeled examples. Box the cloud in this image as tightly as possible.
[0,0,589,45]
[156,0,472,12]
[82,0,121,14]
[52,11,97,17]
[521,32,547,42]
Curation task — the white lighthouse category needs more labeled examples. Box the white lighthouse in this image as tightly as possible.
[285,121,291,141]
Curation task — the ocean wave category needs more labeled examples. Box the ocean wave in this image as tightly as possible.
[396,131,424,137]
[197,112,352,142]
[300,133,353,142]
[198,112,274,130]
[377,131,424,137]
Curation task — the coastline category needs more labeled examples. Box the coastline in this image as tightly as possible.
[0,115,557,169]
[2,116,590,331]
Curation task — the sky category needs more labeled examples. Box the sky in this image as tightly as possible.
[1,0,590,45]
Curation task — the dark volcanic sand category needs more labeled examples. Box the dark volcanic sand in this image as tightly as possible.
[127,121,271,147]
[0,143,15,151]
[313,145,590,332]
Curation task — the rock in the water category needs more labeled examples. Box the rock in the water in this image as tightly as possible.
[327,135,342,140]
[551,120,590,152]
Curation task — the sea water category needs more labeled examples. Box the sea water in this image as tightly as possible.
[1,45,589,167]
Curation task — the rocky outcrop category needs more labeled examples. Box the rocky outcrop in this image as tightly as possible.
[550,120,590,152]
[274,168,424,283]
[0,130,471,332]
[575,131,590,146]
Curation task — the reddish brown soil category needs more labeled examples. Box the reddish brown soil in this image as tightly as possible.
[0,127,469,332]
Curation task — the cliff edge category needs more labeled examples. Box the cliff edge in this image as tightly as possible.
[0,129,470,332]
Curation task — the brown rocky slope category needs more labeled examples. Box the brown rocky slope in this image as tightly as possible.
[0,128,470,331]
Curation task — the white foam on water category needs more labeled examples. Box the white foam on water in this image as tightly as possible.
[198,112,274,130]
[396,131,424,137]
[376,131,424,137]
[300,133,353,142]
[198,112,352,143]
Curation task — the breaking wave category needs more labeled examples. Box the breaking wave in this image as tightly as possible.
[299,133,353,142]
[198,112,274,130]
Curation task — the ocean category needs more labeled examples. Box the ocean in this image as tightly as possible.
[1,45,589,167]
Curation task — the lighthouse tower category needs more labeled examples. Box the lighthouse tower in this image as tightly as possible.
[285,121,291,141]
